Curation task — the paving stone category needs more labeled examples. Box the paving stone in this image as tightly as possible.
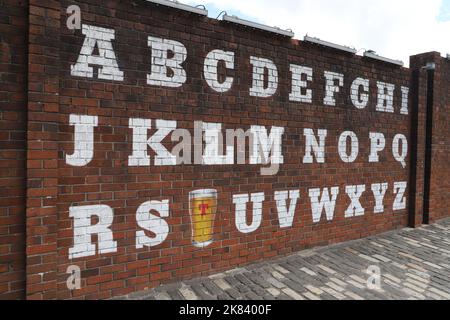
[235,273,256,287]
[271,270,287,280]
[273,265,290,274]
[223,276,241,287]
[347,280,366,290]
[202,281,223,296]
[167,289,184,300]
[317,264,337,274]
[305,285,323,295]
[251,286,270,297]
[329,277,347,288]
[398,252,423,262]
[191,283,215,300]
[266,276,286,289]
[349,275,367,285]
[325,281,345,293]
[321,286,346,300]
[303,291,321,300]
[235,283,251,294]
[359,254,380,263]
[423,261,443,270]
[225,288,243,299]
[214,278,232,291]
[282,279,307,293]
[300,267,317,276]
[247,274,272,289]
[406,263,428,273]
[384,273,402,284]
[282,288,305,300]
[179,286,199,300]
[266,287,281,297]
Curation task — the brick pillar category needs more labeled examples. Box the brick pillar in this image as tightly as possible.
[427,55,450,223]
[0,0,28,300]
[26,0,61,299]
[409,52,450,226]
[415,53,450,223]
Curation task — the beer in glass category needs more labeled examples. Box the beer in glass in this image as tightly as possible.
[189,189,218,248]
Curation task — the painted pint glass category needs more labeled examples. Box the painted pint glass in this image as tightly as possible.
[189,189,218,248]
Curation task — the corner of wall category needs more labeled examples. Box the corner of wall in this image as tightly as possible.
[25,0,61,300]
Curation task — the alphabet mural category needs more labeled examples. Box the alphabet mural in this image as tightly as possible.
[63,23,412,259]
[6,0,447,300]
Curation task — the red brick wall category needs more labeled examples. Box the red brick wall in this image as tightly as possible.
[0,0,448,300]
[0,0,28,300]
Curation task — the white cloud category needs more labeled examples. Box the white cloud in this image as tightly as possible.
[181,0,450,66]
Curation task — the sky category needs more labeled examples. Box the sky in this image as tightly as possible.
[179,0,450,67]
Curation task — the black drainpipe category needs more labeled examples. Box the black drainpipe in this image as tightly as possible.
[422,63,436,225]
[408,70,420,228]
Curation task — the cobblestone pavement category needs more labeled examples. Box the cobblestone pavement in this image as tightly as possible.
[120,218,450,300]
